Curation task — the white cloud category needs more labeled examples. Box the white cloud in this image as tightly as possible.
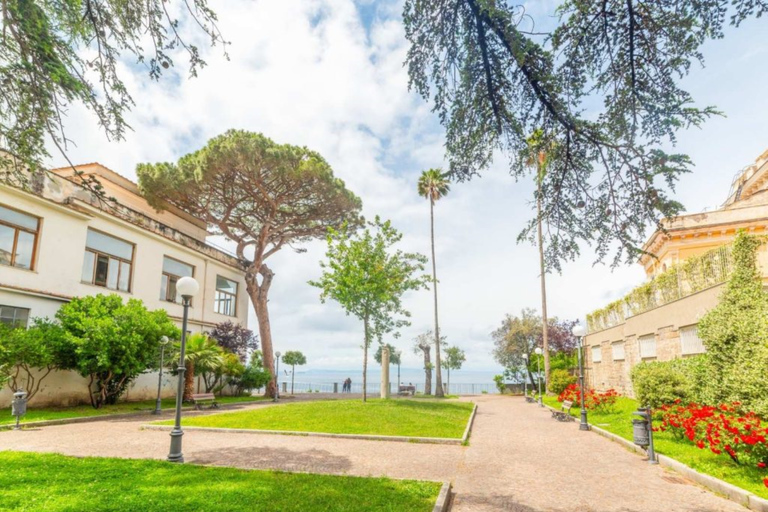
[45,0,768,373]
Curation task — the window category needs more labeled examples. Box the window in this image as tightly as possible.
[639,334,657,359]
[612,341,626,361]
[81,229,133,292]
[0,305,30,328]
[0,204,40,270]
[591,345,602,363]
[680,325,706,355]
[160,256,194,303]
[214,276,238,316]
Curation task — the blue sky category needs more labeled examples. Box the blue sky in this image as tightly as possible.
[48,0,768,372]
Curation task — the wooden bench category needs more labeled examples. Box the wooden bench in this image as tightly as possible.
[552,400,574,422]
[398,385,416,396]
[190,393,219,410]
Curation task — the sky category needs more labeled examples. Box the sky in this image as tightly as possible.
[46,0,768,372]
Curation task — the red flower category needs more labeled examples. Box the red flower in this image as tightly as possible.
[764,478,768,489]
[758,462,766,469]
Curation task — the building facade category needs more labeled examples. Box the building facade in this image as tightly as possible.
[0,163,249,405]
[584,148,768,396]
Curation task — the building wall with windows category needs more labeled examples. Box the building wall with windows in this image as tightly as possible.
[0,163,249,406]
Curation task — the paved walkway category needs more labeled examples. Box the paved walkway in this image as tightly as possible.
[0,395,745,511]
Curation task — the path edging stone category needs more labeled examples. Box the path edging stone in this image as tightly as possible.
[540,402,767,512]
[461,405,478,444]
[433,481,452,511]
[143,424,465,445]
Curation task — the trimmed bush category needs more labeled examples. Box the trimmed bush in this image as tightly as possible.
[631,361,690,408]
[549,368,577,395]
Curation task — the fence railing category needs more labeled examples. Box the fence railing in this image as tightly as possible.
[279,381,500,395]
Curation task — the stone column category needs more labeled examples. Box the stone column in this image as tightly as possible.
[380,346,390,399]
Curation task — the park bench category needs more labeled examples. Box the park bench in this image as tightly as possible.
[552,400,574,422]
[190,393,219,410]
[398,385,416,396]
[525,395,536,403]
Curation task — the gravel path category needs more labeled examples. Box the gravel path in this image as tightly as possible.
[0,395,745,511]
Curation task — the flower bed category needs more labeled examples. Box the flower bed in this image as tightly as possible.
[657,400,768,488]
[557,384,619,413]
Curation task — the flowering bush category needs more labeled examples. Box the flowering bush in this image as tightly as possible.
[557,384,619,413]
[657,401,768,486]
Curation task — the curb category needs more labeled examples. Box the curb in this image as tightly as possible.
[540,402,768,512]
[142,423,466,445]
[461,405,478,445]
[433,481,452,511]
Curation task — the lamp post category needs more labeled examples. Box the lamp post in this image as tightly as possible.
[153,335,171,415]
[522,353,528,398]
[534,347,543,406]
[274,351,281,402]
[572,322,590,431]
[167,276,199,463]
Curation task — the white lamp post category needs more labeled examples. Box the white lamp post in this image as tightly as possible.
[274,351,281,402]
[534,347,543,406]
[572,322,590,431]
[167,276,199,463]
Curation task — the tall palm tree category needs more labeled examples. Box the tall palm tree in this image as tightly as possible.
[418,168,450,397]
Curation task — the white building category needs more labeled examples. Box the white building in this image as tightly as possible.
[0,163,249,406]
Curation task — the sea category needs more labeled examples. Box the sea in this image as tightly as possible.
[277,368,502,395]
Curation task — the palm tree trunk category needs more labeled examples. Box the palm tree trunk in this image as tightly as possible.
[537,173,550,393]
[184,360,195,402]
[430,198,445,397]
[291,365,295,395]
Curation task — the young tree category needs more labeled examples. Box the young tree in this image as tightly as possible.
[281,350,307,395]
[138,130,362,397]
[311,217,429,402]
[0,0,226,190]
[208,321,258,363]
[403,1,767,268]
[441,346,466,393]
[413,332,434,395]
[231,350,272,396]
[417,168,451,397]
[0,319,67,400]
[56,294,179,408]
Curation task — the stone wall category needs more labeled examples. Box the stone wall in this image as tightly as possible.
[584,283,723,396]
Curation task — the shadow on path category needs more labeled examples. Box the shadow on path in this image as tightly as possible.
[190,446,353,474]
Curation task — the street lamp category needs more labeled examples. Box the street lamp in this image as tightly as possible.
[534,347,543,407]
[153,335,171,415]
[167,276,199,463]
[274,351,281,402]
[522,353,528,398]
[572,322,590,431]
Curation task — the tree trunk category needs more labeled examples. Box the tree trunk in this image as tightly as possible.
[537,173,550,393]
[291,365,295,395]
[363,316,369,402]
[247,263,276,398]
[430,198,445,397]
[423,346,432,395]
[527,365,536,390]
[184,360,195,402]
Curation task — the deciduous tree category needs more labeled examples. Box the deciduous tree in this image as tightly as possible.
[403,0,766,267]
[138,130,362,397]
[0,319,67,400]
[0,0,226,190]
[441,346,466,392]
[209,321,258,363]
[56,294,179,408]
[311,217,429,402]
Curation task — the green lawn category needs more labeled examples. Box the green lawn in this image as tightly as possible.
[159,398,474,438]
[542,395,768,499]
[1,395,268,426]
[0,451,440,512]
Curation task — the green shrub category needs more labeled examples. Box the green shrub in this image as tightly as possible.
[549,369,577,395]
[631,361,690,408]
[493,374,505,394]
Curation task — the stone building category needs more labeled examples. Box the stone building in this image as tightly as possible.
[584,149,768,395]
[0,162,249,405]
